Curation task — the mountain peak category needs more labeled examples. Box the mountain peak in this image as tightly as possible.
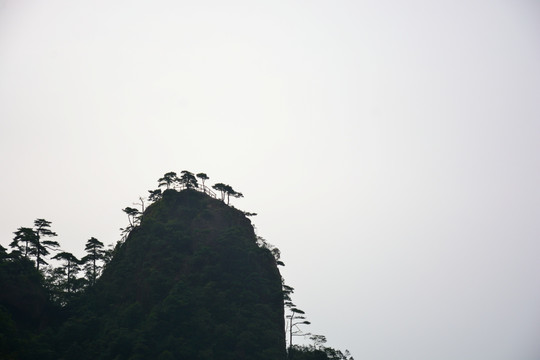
[86,187,287,359]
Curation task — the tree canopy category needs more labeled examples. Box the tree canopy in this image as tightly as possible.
[158,171,177,189]
[179,170,198,189]
[82,237,105,286]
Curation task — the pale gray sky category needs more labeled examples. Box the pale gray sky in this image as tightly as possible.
[1,1,540,359]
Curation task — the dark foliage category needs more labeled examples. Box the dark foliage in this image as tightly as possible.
[0,255,61,359]
[0,188,285,359]
[1,185,351,360]
[288,345,354,360]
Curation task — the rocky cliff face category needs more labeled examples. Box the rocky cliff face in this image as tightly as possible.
[67,188,286,360]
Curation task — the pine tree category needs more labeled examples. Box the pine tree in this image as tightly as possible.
[82,237,105,286]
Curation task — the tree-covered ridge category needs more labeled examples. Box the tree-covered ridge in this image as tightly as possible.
[6,219,110,307]
[0,170,353,360]
[84,188,286,359]
[121,171,245,240]
[1,171,248,310]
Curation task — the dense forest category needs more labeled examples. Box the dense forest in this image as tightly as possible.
[0,171,353,360]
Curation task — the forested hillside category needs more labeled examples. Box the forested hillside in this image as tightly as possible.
[0,171,353,360]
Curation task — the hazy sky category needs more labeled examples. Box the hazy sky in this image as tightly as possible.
[1,1,540,359]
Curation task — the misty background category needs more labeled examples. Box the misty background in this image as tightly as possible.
[1,1,540,359]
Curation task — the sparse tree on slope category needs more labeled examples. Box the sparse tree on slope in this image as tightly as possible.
[224,184,242,205]
[148,189,162,202]
[123,207,140,227]
[212,183,243,204]
[82,237,105,286]
[134,196,145,214]
[212,183,228,201]
[287,307,310,350]
[52,251,81,296]
[282,283,311,351]
[121,206,141,242]
[196,173,209,192]
[32,219,59,271]
[224,184,234,204]
[230,188,243,204]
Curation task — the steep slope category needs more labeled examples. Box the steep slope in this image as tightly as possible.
[59,188,286,360]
